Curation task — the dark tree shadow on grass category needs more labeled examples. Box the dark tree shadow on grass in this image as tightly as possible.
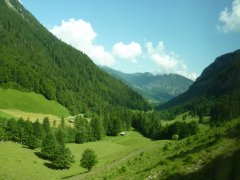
[34,152,48,160]
[167,138,220,161]
[165,148,240,180]
[44,162,58,170]
[135,138,220,175]
[61,171,88,179]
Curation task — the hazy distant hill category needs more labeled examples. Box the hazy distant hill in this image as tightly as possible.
[0,0,148,114]
[101,66,193,103]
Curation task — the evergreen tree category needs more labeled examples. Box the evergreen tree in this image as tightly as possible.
[56,117,66,145]
[112,117,122,136]
[41,130,58,160]
[75,128,88,144]
[32,120,44,140]
[52,145,74,169]
[90,116,104,141]
[59,116,65,129]
[6,119,17,141]
[42,117,51,135]
[26,134,41,149]
[55,128,66,146]
[74,116,91,143]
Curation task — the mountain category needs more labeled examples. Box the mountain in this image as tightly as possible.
[101,66,193,103]
[161,49,240,108]
[0,0,148,114]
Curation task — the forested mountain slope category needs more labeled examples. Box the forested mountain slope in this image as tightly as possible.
[159,49,240,124]
[0,0,148,114]
[101,66,193,103]
[161,49,240,108]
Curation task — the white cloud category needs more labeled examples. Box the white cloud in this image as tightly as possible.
[50,18,115,67]
[49,19,197,80]
[17,0,23,4]
[146,41,198,80]
[112,42,142,63]
[218,0,240,33]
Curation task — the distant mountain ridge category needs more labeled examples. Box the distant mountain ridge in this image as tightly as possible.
[101,66,193,103]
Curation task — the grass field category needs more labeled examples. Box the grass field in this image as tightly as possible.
[0,88,70,121]
[0,131,164,180]
[0,116,239,180]
[0,110,15,119]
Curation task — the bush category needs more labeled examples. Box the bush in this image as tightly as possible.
[172,134,179,141]
[118,165,129,174]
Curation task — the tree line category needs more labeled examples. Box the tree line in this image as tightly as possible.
[132,111,198,140]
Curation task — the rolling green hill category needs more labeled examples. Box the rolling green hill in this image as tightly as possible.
[0,88,69,121]
[0,0,148,115]
[101,66,193,103]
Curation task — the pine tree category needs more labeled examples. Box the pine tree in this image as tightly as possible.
[42,117,50,135]
[112,117,121,136]
[74,116,91,143]
[56,128,66,146]
[56,117,66,145]
[26,134,41,149]
[90,116,104,141]
[52,145,74,169]
[32,120,44,140]
[41,130,58,160]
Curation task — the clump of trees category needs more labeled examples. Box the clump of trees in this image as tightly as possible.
[132,111,199,140]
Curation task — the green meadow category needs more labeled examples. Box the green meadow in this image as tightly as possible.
[0,131,164,180]
[0,88,70,122]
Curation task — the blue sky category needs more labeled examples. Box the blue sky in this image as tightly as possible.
[20,0,240,80]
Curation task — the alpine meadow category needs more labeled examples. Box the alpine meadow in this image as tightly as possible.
[0,0,239,180]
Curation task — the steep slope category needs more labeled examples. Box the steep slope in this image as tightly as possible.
[0,0,148,114]
[101,66,193,102]
[161,49,240,107]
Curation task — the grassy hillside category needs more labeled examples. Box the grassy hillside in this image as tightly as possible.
[0,88,69,120]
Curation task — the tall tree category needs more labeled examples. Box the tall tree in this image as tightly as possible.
[74,116,91,143]
[90,115,104,141]
[41,130,58,160]
[42,117,51,135]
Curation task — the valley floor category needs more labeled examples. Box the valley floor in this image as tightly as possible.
[0,119,239,180]
[0,131,164,180]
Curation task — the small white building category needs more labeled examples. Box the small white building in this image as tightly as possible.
[120,132,126,136]
[68,119,75,123]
